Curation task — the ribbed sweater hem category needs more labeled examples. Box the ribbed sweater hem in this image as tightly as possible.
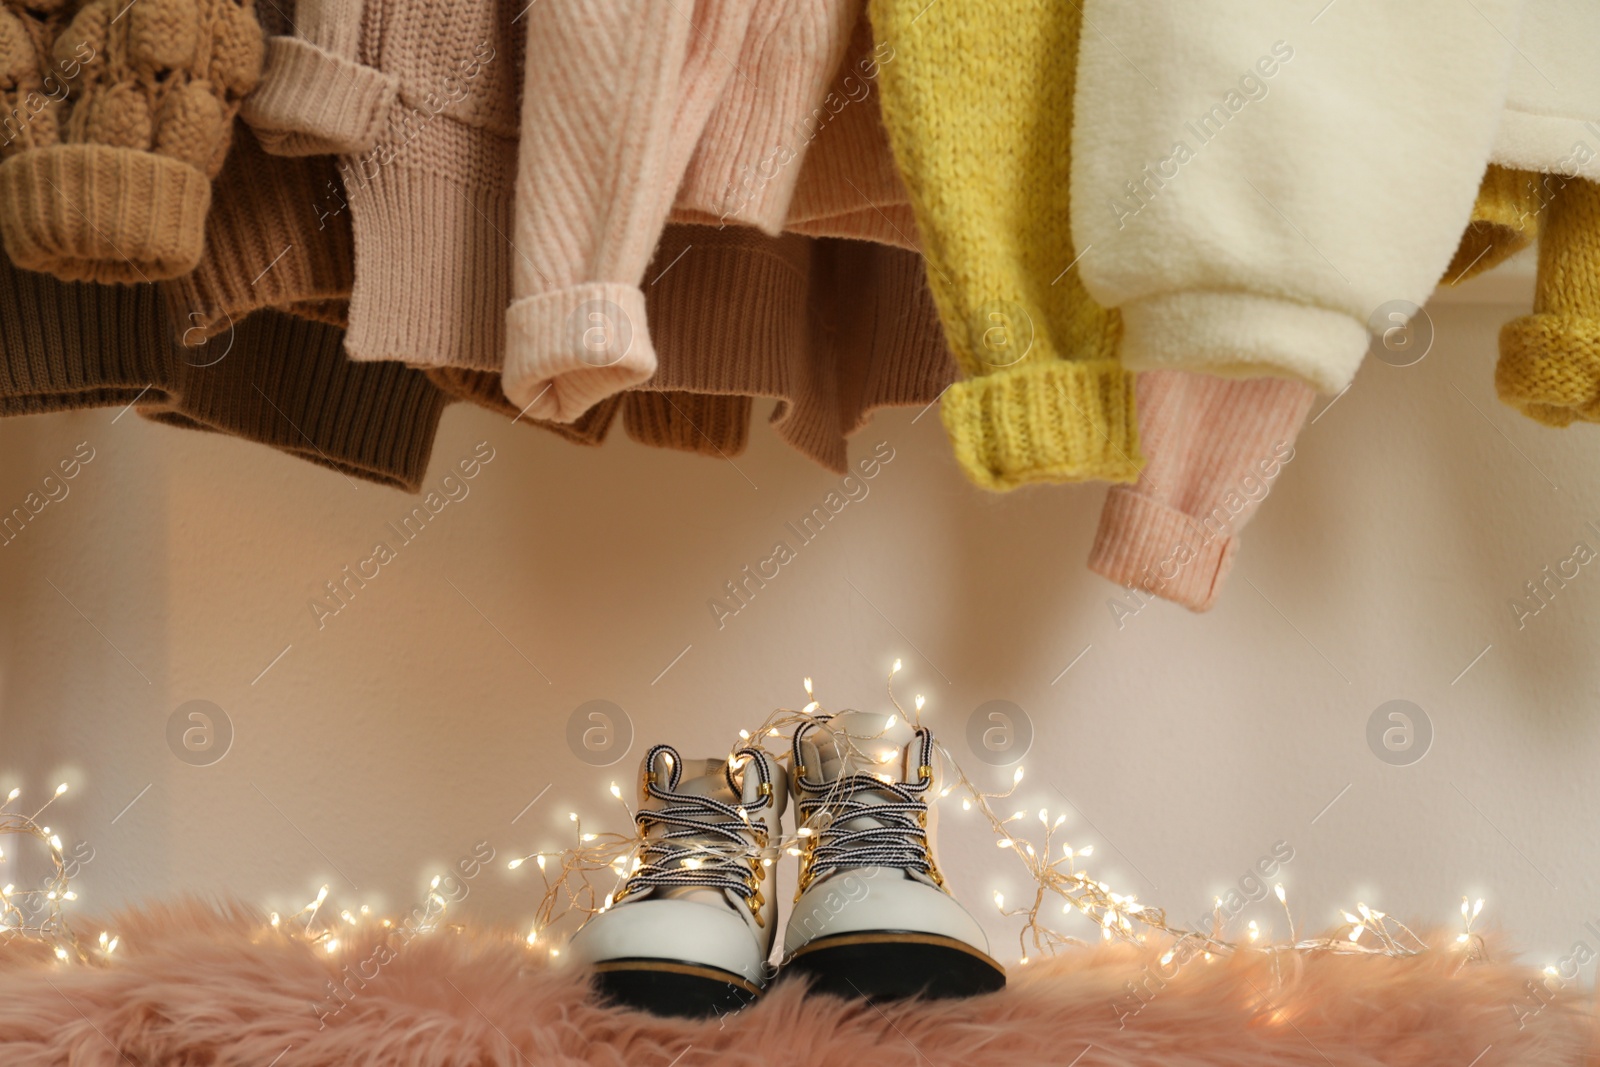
[154,310,448,490]
[940,359,1142,490]
[0,146,211,283]
[1089,486,1237,612]
[343,152,512,372]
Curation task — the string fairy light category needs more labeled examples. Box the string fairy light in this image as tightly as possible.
[500,663,1506,980]
[0,782,116,964]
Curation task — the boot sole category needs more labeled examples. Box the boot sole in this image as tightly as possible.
[782,931,1007,1000]
[591,958,764,1018]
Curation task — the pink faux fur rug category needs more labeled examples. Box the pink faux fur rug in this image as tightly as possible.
[0,899,1591,1066]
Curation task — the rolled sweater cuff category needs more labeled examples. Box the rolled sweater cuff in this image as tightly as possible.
[0,145,211,283]
[940,358,1142,491]
[1497,313,1600,426]
[1119,291,1369,395]
[1088,486,1237,612]
[503,283,657,423]
[241,35,399,156]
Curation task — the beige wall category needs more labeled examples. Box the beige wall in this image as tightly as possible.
[1,261,1596,972]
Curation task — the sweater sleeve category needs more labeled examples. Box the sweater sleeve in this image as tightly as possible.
[1088,371,1313,612]
[1069,1,1520,395]
[870,0,1140,491]
[0,0,264,283]
[501,0,756,423]
[239,0,397,156]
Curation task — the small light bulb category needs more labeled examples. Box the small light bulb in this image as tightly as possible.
[526,927,539,946]
[324,938,340,954]
[1247,920,1260,942]
[536,855,547,871]
[1078,845,1093,856]
[993,891,1005,909]
[1273,884,1286,904]
[891,659,902,674]
[609,783,622,799]
[54,783,68,796]
[508,858,523,869]
[1013,766,1024,785]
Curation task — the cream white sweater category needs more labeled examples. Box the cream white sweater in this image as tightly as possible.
[1070,1,1521,394]
[1492,0,1600,176]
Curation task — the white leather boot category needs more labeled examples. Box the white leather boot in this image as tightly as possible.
[782,710,1005,999]
[566,743,786,1017]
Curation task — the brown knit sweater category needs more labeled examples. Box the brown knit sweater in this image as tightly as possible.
[0,0,263,282]
[0,251,447,490]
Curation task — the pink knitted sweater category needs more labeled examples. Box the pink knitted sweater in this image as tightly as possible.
[241,0,903,425]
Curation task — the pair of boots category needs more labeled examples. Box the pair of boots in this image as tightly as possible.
[567,709,1006,1017]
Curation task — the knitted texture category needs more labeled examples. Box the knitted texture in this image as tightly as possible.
[672,0,860,236]
[1446,165,1545,285]
[623,392,752,457]
[0,0,262,282]
[0,249,447,491]
[639,222,955,472]
[240,0,522,371]
[869,0,1140,491]
[239,0,397,156]
[501,0,759,422]
[780,10,918,251]
[161,121,354,342]
[1498,175,1600,425]
[425,366,625,447]
[1087,372,1313,612]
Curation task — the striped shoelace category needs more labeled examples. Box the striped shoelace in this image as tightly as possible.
[791,719,936,883]
[618,743,773,902]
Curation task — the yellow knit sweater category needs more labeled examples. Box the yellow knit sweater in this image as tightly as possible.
[1496,171,1600,426]
[868,0,1140,491]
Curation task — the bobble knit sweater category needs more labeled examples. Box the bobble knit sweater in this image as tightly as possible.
[0,0,263,282]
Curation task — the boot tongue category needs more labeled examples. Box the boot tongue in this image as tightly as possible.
[810,709,914,782]
[802,710,918,851]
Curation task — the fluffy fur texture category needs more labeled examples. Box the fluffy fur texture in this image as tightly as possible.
[0,898,1590,1066]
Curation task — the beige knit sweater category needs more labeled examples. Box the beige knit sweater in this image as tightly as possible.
[241,0,914,423]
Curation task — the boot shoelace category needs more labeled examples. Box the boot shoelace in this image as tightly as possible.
[791,719,938,887]
[616,743,773,908]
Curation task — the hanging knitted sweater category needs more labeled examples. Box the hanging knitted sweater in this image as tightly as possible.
[869,0,1140,491]
[0,0,262,282]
